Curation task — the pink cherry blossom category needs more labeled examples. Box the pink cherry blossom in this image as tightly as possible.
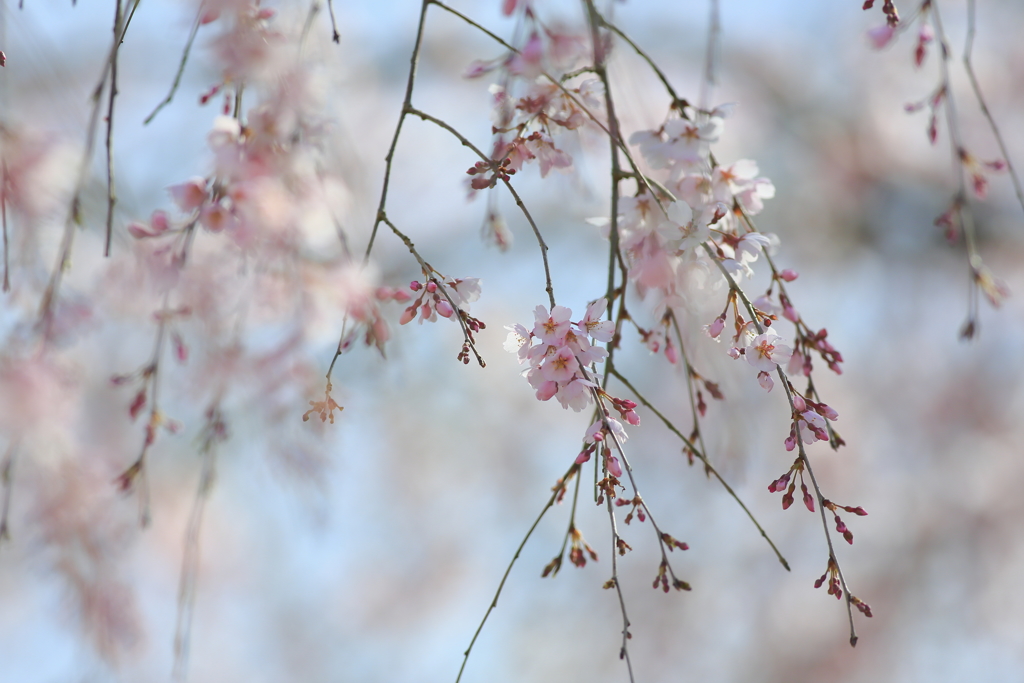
[578,298,614,342]
[541,346,579,383]
[533,305,573,345]
[746,328,793,373]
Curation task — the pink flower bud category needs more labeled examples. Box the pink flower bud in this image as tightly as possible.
[802,485,815,512]
[757,371,774,392]
[129,390,147,420]
[818,404,839,421]
[425,281,438,293]
[172,332,188,363]
[372,316,390,345]
[420,303,432,320]
[624,410,640,426]
[435,300,454,318]
[151,210,170,233]
[867,25,896,49]
[392,289,411,303]
[779,269,799,282]
[661,340,676,365]
[793,394,806,412]
[399,306,417,325]
[727,347,741,359]
[575,450,591,464]
[409,281,422,291]
[706,315,726,339]
[784,434,796,451]
[783,304,799,323]
[606,455,623,478]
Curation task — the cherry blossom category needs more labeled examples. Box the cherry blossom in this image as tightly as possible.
[577,298,614,342]
[745,328,793,373]
[507,301,620,413]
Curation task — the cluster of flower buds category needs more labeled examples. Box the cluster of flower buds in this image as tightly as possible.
[466,158,516,190]
[862,0,900,28]
[767,459,816,512]
[398,277,482,325]
[568,526,599,569]
[814,556,844,600]
[615,494,646,525]
[783,406,833,450]
[652,558,691,593]
[822,499,868,545]
[504,299,614,411]
[576,415,629,477]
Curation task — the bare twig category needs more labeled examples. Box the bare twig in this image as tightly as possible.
[39,0,140,330]
[962,0,1024,222]
[144,6,203,125]
[326,0,340,43]
[172,406,226,681]
[604,495,636,682]
[454,464,578,683]
[606,366,790,569]
[0,443,17,544]
[104,0,124,257]
[404,105,556,310]
[363,0,432,260]
[2,161,9,293]
[931,0,982,337]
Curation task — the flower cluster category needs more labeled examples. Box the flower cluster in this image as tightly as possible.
[398,276,482,326]
[597,105,779,310]
[466,5,598,187]
[504,299,613,411]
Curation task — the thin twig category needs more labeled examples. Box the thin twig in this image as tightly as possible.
[612,366,790,570]
[364,0,432,260]
[699,0,721,111]
[432,0,665,213]
[2,161,9,293]
[454,463,578,683]
[0,443,17,544]
[326,0,340,43]
[104,0,124,257]
[931,0,982,336]
[604,495,635,682]
[962,0,1024,222]
[703,243,860,644]
[404,106,556,309]
[116,292,174,528]
[599,19,684,109]
[379,214,486,366]
[144,7,203,125]
[39,0,140,330]
[172,406,225,682]
[581,0,625,320]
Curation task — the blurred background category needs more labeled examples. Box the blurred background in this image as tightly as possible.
[2,0,1024,681]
